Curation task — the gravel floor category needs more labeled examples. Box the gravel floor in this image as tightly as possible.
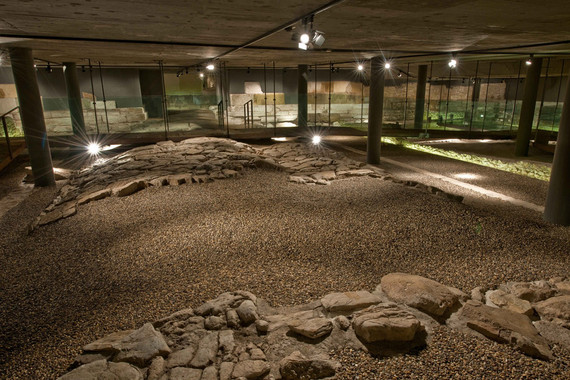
[1,155,569,379]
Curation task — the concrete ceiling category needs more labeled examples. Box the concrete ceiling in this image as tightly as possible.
[0,0,569,68]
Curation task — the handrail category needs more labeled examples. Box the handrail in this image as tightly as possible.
[217,100,225,129]
[1,106,19,160]
[1,106,19,119]
[243,99,253,128]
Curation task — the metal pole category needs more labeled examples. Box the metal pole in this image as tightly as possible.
[536,57,550,132]
[482,62,492,131]
[444,67,452,130]
[273,61,276,135]
[88,59,99,134]
[328,62,332,128]
[98,61,110,133]
[367,57,385,164]
[2,116,13,159]
[511,61,522,131]
[425,61,433,133]
[469,60,480,132]
[264,63,268,127]
[552,59,565,131]
[403,63,410,128]
[361,78,364,129]
[437,77,444,124]
[314,63,318,126]
[463,77,471,129]
[225,63,230,133]
[159,61,169,140]
[502,76,510,128]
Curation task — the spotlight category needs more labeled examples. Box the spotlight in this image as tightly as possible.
[87,143,101,155]
[300,33,310,44]
[397,72,403,78]
[199,72,204,78]
[298,42,308,50]
[176,72,181,78]
[185,68,189,74]
[46,63,52,73]
[312,31,325,47]
[526,54,533,66]
[384,62,391,69]
[206,64,215,71]
[81,65,86,72]
[357,64,364,71]
[448,58,457,68]
[312,135,321,145]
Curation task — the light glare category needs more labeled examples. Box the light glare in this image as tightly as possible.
[87,143,101,155]
[298,42,308,50]
[312,135,321,145]
[300,33,310,44]
[206,64,215,71]
[384,62,391,69]
[526,59,532,66]
[357,64,364,71]
[448,59,457,68]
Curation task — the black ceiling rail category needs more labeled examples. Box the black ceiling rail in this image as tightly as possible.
[204,0,348,63]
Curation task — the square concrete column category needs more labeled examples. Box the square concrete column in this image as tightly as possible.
[9,47,55,187]
[63,62,86,136]
[367,57,385,164]
[297,64,308,129]
[544,74,570,225]
[515,57,543,156]
[414,64,427,130]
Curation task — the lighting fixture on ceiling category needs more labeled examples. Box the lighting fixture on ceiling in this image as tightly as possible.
[526,54,533,66]
[206,63,215,71]
[357,64,364,71]
[199,72,204,78]
[295,14,325,50]
[46,63,52,73]
[448,56,457,68]
[384,62,391,69]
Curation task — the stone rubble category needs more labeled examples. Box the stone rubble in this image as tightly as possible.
[30,137,465,231]
[59,274,570,379]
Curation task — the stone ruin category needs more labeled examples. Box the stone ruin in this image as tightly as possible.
[30,137,463,231]
[58,273,570,379]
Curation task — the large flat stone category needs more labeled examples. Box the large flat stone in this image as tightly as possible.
[189,332,218,368]
[288,317,333,339]
[232,360,270,379]
[533,295,570,328]
[83,323,171,367]
[352,303,423,343]
[279,351,338,380]
[457,301,553,360]
[380,273,467,318]
[486,289,534,316]
[57,359,143,380]
[321,291,381,314]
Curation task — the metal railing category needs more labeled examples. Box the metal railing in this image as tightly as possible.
[217,100,225,129]
[243,99,253,128]
[1,106,19,160]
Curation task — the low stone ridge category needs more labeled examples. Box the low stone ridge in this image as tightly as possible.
[533,295,570,328]
[60,274,568,379]
[30,138,392,231]
[31,138,464,231]
[380,273,467,319]
[485,289,534,317]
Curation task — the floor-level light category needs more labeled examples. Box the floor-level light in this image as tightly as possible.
[312,135,322,145]
[87,143,101,155]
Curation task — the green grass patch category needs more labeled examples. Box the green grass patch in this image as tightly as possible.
[381,136,551,182]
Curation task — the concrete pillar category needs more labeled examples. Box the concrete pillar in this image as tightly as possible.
[9,47,55,187]
[515,57,543,156]
[544,74,570,225]
[297,65,308,129]
[414,64,427,129]
[63,62,86,136]
[367,57,385,164]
